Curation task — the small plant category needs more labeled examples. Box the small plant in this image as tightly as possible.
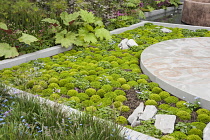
[113,101,123,108]
[69,96,80,103]
[90,95,101,103]
[115,95,127,102]
[117,78,127,84]
[76,93,90,101]
[161,135,175,140]
[85,88,96,96]
[67,89,78,97]
[159,91,170,99]
[115,116,128,125]
[114,90,126,96]
[101,84,113,92]
[145,100,158,106]
[176,111,191,120]
[186,134,202,140]
[176,101,187,108]
[197,114,210,123]
[175,122,193,134]
[136,90,152,100]
[149,94,161,102]
[121,84,131,90]
[151,87,163,94]
[169,131,187,140]
[187,128,202,138]
[196,108,210,115]
[158,104,170,110]
[118,105,130,112]
[191,122,207,131]
[164,96,179,104]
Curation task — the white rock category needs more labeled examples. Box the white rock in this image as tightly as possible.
[139,105,157,121]
[127,39,138,47]
[118,38,129,49]
[154,114,176,134]
[161,28,172,33]
[203,122,210,140]
[127,102,144,124]
[131,116,141,127]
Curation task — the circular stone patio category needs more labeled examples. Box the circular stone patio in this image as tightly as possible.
[140,37,210,110]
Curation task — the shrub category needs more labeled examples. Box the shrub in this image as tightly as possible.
[196,108,210,115]
[118,105,130,112]
[111,74,121,80]
[115,95,127,102]
[145,100,158,106]
[148,82,159,90]
[32,85,43,93]
[161,135,175,140]
[97,98,112,107]
[121,84,131,90]
[127,81,138,87]
[96,89,106,97]
[149,94,161,102]
[186,134,202,140]
[69,96,80,103]
[85,88,97,96]
[179,107,192,114]
[113,101,123,108]
[152,87,162,94]
[158,104,170,110]
[101,84,113,92]
[176,111,191,120]
[67,90,78,97]
[188,128,202,138]
[169,131,187,140]
[164,96,179,104]
[39,81,48,89]
[159,91,170,99]
[90,81,101,89]
[82,100,94,107]
[176,101,187,108]
[197,114,210,123]
[49,93,60,100]
[115,116,128,125]
[139,74,149,80]
[167,107,180,115]
[114,90,126,96]
[110,81,121,88]
[64,83,75,90]
[48,77,59,84]
[191,122,206,131]
[137,79,148,84]
[86,106,97,112]
[26,80,36,88]
[59,79,69,87]
[104,92,117,100]
[117,78,127,84]
[90,95,101,103]
[41,88,53,96]
[76,93,90,101]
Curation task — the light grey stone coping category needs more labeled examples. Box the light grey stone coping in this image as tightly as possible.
[140,37,210,110]
[0,45,73,70]
[7,87,158,140]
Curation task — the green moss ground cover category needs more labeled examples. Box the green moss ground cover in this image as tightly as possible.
[1,23,210,139]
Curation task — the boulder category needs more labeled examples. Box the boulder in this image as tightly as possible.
[139,105,157,121]
[203,122,210,140]
[127,102,144,124]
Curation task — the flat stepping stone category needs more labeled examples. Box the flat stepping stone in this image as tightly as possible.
[154,114,176,134]
[141,37,210,110]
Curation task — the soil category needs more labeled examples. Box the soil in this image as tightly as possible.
[120,89,198,124]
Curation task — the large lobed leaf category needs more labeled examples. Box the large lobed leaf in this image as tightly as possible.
[0,43,19,58]
[0,22,8,30]
[60,11,79,26]
[18,33,38,45]
[55,29,77,48]
[95,28,112,40]
[80,9,95,23]
[41,18,60,25]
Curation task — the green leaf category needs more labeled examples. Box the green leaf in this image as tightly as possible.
[60,11,79,26]
[83,33,97,43]
[18,33,38,45]
[41,18,60,25]
[0,43,19,58]
[80,9,95,23]
[95,28,112,40]
[55,29,77,48]
[0,22,8,30]
[94,18,104,27]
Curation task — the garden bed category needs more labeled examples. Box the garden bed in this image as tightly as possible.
[1,22,210,139]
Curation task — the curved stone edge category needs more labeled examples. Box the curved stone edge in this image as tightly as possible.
[7,86,159,140]
[140,39,210,110]
[0,45,73,70]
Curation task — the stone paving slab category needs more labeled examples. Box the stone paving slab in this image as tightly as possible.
[141,37,210,110]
